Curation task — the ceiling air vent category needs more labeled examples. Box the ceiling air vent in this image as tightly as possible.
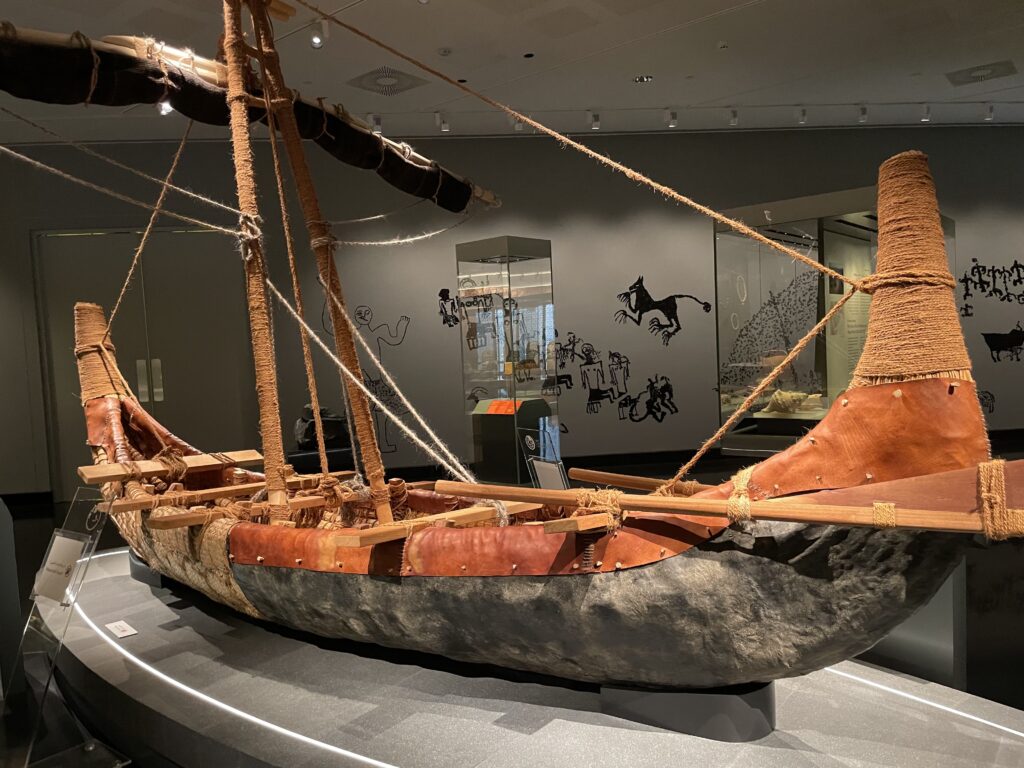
[945,60,1017,87]
[347,66,428,96]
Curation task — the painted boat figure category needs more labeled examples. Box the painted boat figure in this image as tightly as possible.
[2,2,1021,692]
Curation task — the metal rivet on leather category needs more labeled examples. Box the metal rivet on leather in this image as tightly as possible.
[893,389,903,398]
[256,555,264,563]
[842,398,849,406]
[295,558,302,565]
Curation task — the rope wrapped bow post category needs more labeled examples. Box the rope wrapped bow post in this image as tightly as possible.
[978,459,1024,541]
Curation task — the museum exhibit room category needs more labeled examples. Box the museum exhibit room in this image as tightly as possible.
[2,1,1024,766]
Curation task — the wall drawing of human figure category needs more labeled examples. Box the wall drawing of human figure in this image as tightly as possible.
[438,288,459,327]
[579,343,615,414]
[354,305,410,453]
[608,351,631,398]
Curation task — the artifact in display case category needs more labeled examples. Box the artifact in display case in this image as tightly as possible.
[455,236,560,483]
[715,197,956,454]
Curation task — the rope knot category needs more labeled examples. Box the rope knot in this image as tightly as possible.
[978,459,1024,541]
[237,213,263,259]
[854,270,957,295]
[154,445,188,482]
[726,466,756,523]
[574,488,624,529]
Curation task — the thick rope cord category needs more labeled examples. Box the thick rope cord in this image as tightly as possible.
[726,466,755,522]
[263,92,331,479]
[0,143,236,235]
[0,105,241,217]
[292,0,853,289]
[266,277,476,482]
[328,291,477,484]
[657,289,856,494]
[978,459,1024,541]
[103,121,193,341]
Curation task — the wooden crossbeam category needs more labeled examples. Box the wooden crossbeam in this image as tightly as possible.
[78,450,264,485]
[143,494,330,530]
[539,513,613,534]
[567,468,714,496]
[107,470,355,513]
[333,502,540,548]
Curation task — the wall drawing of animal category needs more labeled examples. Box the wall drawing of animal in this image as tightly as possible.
[981,322,1024,362]
[615,276,712,345]
[978,390,995,414]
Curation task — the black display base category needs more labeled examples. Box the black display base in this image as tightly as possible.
[127,550,164,589]
[600,680,775,742]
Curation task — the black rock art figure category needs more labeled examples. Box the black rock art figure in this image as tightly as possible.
[579,343,616,414]
[354,305,410,453]
[614,275,712,345]
[617,374,678,423]
[541,374,574,396]
[438,288,459,327]
[978,390,996,414]
[458,278,497,350]
[981,321,1024,362]
[608,351,631,397]
[959,257,1024,310]
[556,330,587,370]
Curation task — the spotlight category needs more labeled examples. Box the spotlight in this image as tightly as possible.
[310,19,328,49]
[858,105,868,124]
[157,100,174,116]
[633,75,654,84]
[664,109,678,128]
[728,108,739,127]
[435,111,450,133]
[797,107,807,125]
[514,119,524,132]
[587,110,600,130]
[984,103,995,122]
[369,114,382,135]
[920,103,931,123]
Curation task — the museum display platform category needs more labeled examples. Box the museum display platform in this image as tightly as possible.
[50,549,1024,768]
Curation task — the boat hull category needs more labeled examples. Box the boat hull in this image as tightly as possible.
[229,522,962,689]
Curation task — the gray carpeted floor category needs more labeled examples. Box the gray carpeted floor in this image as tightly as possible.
[53,549,1024,768]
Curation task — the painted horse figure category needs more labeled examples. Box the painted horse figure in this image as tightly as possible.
[614,275,712,344]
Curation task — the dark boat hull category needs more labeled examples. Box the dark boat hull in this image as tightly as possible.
[230,522,962,689]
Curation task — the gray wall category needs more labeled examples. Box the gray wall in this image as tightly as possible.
[2,126,1023,492]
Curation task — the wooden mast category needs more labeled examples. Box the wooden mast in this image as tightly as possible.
[246,0,393,523]
[221,0,291,521]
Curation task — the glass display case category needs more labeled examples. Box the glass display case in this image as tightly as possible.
[715,196,955,455]
[455,236,560,483]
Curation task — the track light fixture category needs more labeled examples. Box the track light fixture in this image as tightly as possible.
[587,110,600,130]
[984,103,995,122]
[435,111,450,133]
[858,105,868,124]
[310,19,328,49]
[728,108,739,127]
[797,107,807,125]
[369,114,382,135]
[664,109,678,128]
[920,103,931,123]
[514,119,524,132]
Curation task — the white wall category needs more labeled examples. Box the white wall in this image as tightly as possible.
[2,126,1023,492]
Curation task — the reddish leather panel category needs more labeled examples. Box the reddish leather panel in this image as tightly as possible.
[694,378,989,502]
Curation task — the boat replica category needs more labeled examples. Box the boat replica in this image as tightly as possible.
[6,1,1023,690]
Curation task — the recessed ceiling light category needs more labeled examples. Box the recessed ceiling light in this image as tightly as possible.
[418,0,430,4]
[457,78,467,84]
[438,47,452,57]
[717,40,729,50]
[523,52,535,59]
[310,19,328,49]
[633,75,654,84]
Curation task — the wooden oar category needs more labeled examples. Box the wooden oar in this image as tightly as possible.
[567,468,714,495]
[434,480,985,534]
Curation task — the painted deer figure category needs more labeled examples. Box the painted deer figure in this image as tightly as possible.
[615,275,712,344]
